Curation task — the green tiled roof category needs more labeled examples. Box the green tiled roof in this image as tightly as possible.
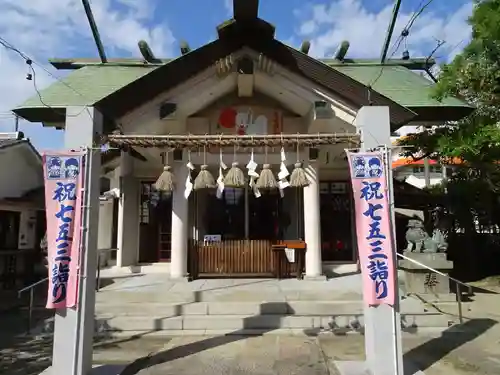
[18,65,157,109]
[14,61,467,115]
[331,64,466,108]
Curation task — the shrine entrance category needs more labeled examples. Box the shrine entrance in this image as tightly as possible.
[138,181,172,263]
[106,133,361,278]
[190,186,296,277]
[320,181,356,263]
[201,187,289,242]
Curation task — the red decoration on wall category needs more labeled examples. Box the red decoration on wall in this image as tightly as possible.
[218,108,237,129]
[236,124,246,135]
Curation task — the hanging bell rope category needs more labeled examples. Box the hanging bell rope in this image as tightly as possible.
[194,145,216,190]
[256,145,278,189]
[224,145,245,188]
[290,137,309,188]
[155,149,174,192]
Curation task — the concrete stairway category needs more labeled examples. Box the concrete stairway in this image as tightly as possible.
[93,287,459,336]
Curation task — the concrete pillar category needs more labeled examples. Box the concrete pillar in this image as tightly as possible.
[355,106,404,375]
[52,106,102,375]
[97,201,113,267]
[303,159,323,278]
[116,152,139,267]
[170,162,189,279]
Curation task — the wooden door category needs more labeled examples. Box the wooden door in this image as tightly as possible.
[138,183,157,263]
[157,197,172,262]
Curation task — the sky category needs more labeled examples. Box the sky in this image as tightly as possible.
[0,0,473,151]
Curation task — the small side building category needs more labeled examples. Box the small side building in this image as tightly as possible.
[0,132,46,290]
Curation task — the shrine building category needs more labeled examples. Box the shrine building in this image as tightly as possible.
[12,1,470,280]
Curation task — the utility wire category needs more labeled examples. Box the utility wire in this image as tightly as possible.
[426,39,446,64]
[0,35,150,147]
[0,36,94,119]
[406,0,435,31]
[435,38,466,60]
[368,0,438,96]
[0,34,172,138]
[0,35,143,135]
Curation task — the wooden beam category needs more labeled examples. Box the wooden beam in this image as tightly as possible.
[48,57,436,70]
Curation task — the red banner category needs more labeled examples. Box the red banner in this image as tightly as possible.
[346,151,396,306]
[43,151,85,309]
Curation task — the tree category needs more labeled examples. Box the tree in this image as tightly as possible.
[401,0,500,163]
[400,0,500,198]
[398,1,500,278]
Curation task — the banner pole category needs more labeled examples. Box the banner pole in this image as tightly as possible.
[384,145,404,374]
[72,148,91,375]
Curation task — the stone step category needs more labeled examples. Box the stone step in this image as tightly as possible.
[95,301,363,316]
[93,312,453,334]
[95,298,444,317]
[95,290,364,304]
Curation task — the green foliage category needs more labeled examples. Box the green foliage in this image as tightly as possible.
[401,0,500,229]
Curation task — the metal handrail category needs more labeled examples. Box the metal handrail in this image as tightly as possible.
[397,252,473,324]
[17,277,49,334]
[96,248,117,292]
[15,247,117,334]
[18,277,49,296]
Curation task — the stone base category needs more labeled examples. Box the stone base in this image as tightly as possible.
[303,275,328,281]
[169,275,191,282]
[334,360,425,375]
[399,252,453,295]
[39,364,125,375]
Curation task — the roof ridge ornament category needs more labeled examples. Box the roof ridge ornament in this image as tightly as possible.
[138,40,162,64]
[216,17,275,41]
[232,0,259,21]
[257,54,275,75]
[215,55,234,77]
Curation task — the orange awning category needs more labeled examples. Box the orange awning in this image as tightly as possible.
[392,157,463,169]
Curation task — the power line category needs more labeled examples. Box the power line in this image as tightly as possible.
[0,34,165,137]
[406,0,435,31]
[0,35,143,134]
[386,0,436,61]
[435,38,467,60]
[368,0,438,93]
[426,39,446,63]
[0,35,94,119]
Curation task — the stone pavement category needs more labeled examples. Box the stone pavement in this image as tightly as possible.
[3,278,500,375]
[91,323,500,375]
[6,325,500,375]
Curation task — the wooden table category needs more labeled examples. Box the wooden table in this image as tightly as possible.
[271,240,306,279]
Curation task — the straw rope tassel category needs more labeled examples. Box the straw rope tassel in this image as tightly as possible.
[289,140,309,188]
[155,149,175,192]
[256,145,278,189]
[194,145,216,190]
[224,145,245,188]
